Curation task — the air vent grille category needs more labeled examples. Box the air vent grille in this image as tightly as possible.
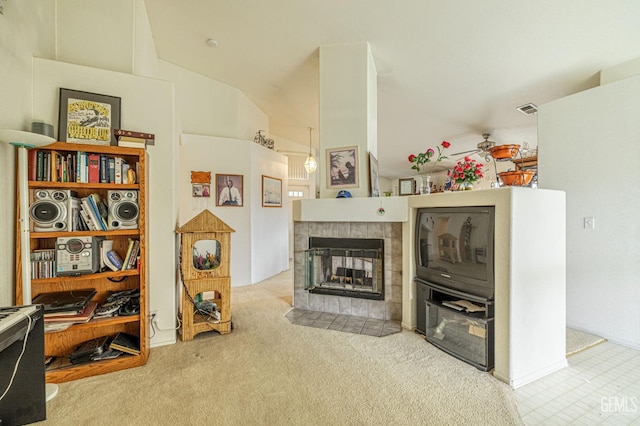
[516,103,538,115]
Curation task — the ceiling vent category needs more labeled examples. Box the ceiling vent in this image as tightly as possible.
[516,103,538,115]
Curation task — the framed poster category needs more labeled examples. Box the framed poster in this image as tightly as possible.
[399,178,415,196]
[215,174,243,207]
[327,146,359,189]
[58,88,121,146]
[262,175,282,207]
[369,152,380,197]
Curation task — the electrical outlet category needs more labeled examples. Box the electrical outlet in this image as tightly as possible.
[150,310,158,320]
[584,217,595,229]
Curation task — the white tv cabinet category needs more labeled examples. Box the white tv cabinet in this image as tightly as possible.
[406,187,567,388]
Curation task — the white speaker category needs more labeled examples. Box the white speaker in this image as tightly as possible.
[29,189,80,232]
[107,190,139,230]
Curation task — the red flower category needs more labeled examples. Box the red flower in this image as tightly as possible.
[408,141,450,173]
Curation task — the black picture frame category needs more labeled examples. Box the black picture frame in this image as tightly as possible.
[58,88,121,146]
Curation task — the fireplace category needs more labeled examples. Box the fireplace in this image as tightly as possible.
[305,237,384,301]
[293,220,402,321]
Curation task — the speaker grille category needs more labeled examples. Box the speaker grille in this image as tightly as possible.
[115,201,139,221]
[30,201,60,223]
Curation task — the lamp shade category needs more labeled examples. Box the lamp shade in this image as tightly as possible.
[0,129,55,148]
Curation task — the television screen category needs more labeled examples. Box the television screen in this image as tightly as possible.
[416,206,495,298]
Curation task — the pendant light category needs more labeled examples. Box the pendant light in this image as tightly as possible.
[304,126,317,174]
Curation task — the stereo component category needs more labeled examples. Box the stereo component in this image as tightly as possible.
[107,190,139,230]
[29,189,80,232]
[56,236,102,276]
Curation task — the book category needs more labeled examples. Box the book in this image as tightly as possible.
[88,153,100,183]
[126,240,140,270]
[28,149,38,181]
[114,157,124,184]
[81,197,103,230]
[32,288,96,313]
[121,239,136,270]
[87,194,108,230]
[109,332,140,355]
[114,128,155,146]
[108,157,115,183]
[44,301,98,323]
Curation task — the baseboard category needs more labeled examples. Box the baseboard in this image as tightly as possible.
[498,359,569,389]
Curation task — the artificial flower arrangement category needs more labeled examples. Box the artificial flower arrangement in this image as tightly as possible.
[449,156,485,184]
[408,140,451,173]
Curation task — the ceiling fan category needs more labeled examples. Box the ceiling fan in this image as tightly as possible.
[452,133,496,160]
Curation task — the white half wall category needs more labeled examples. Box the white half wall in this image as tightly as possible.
[179,134,289,286]
[538,73,640,350]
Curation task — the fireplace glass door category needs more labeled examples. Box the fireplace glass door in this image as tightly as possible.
[305,243,384,300]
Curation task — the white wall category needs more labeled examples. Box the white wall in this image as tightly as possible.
[179,134,289,286]
[0,0,57,306]
[32,57,178,346]
[538,74,640,349]
[159,61,269,140]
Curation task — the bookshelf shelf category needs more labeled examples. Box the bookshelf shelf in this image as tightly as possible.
[16,141,149,383]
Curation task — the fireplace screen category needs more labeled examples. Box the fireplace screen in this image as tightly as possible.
[305,237,384,300]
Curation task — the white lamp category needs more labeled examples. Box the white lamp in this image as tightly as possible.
[0,129,55,304]
[304,127,317,174]
[0,129,58,402]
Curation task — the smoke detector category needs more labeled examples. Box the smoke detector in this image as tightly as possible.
[516,103,538,115]
[206,38,219,48]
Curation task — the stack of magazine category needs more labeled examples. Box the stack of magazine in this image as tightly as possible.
[32,288,97,331]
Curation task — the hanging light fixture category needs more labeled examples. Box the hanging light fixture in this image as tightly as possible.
[304,126,317,174]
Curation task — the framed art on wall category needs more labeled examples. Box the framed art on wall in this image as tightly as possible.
[262,175,282,207]
[58,88,121,146]
[215,174,243,206]
[327,146,358,189]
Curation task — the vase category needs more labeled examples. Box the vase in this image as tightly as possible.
[458,181,473,191]
[419,174,431,194]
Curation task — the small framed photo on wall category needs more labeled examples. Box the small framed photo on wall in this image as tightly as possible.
[216,174,243,206]
[262,175,282,207]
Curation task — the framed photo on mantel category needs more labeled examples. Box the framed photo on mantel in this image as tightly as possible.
[58,88,121,146]
[399,178,415,196]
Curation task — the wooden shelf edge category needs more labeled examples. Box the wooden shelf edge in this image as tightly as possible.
[45,315,141,334]
[46,352,148,384]
[34,269,140,283]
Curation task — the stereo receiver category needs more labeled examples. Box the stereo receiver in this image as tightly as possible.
[56,236,103,276]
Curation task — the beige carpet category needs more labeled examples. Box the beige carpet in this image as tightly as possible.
[41,269,524,425]
[566,327,606,356]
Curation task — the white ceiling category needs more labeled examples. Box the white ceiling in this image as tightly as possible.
[143,0,640,179]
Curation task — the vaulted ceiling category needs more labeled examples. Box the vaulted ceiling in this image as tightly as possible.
[144,0,640,178]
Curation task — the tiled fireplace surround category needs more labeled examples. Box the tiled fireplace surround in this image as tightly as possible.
[293,221,403,321]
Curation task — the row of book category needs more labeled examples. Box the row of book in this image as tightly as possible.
[78,193,109,231]
[28,150,139,184]
[122,239,141,271]
[30,249,57,279]
[115,129,154,148]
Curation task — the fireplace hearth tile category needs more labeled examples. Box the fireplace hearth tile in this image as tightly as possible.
[286,308,401,337]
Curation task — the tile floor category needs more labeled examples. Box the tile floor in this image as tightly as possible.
[284,308,402,337]
[515,341,640,425]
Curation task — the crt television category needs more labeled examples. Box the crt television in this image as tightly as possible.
[415,206,495,299]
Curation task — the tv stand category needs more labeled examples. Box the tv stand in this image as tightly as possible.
[419,279,494,371]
